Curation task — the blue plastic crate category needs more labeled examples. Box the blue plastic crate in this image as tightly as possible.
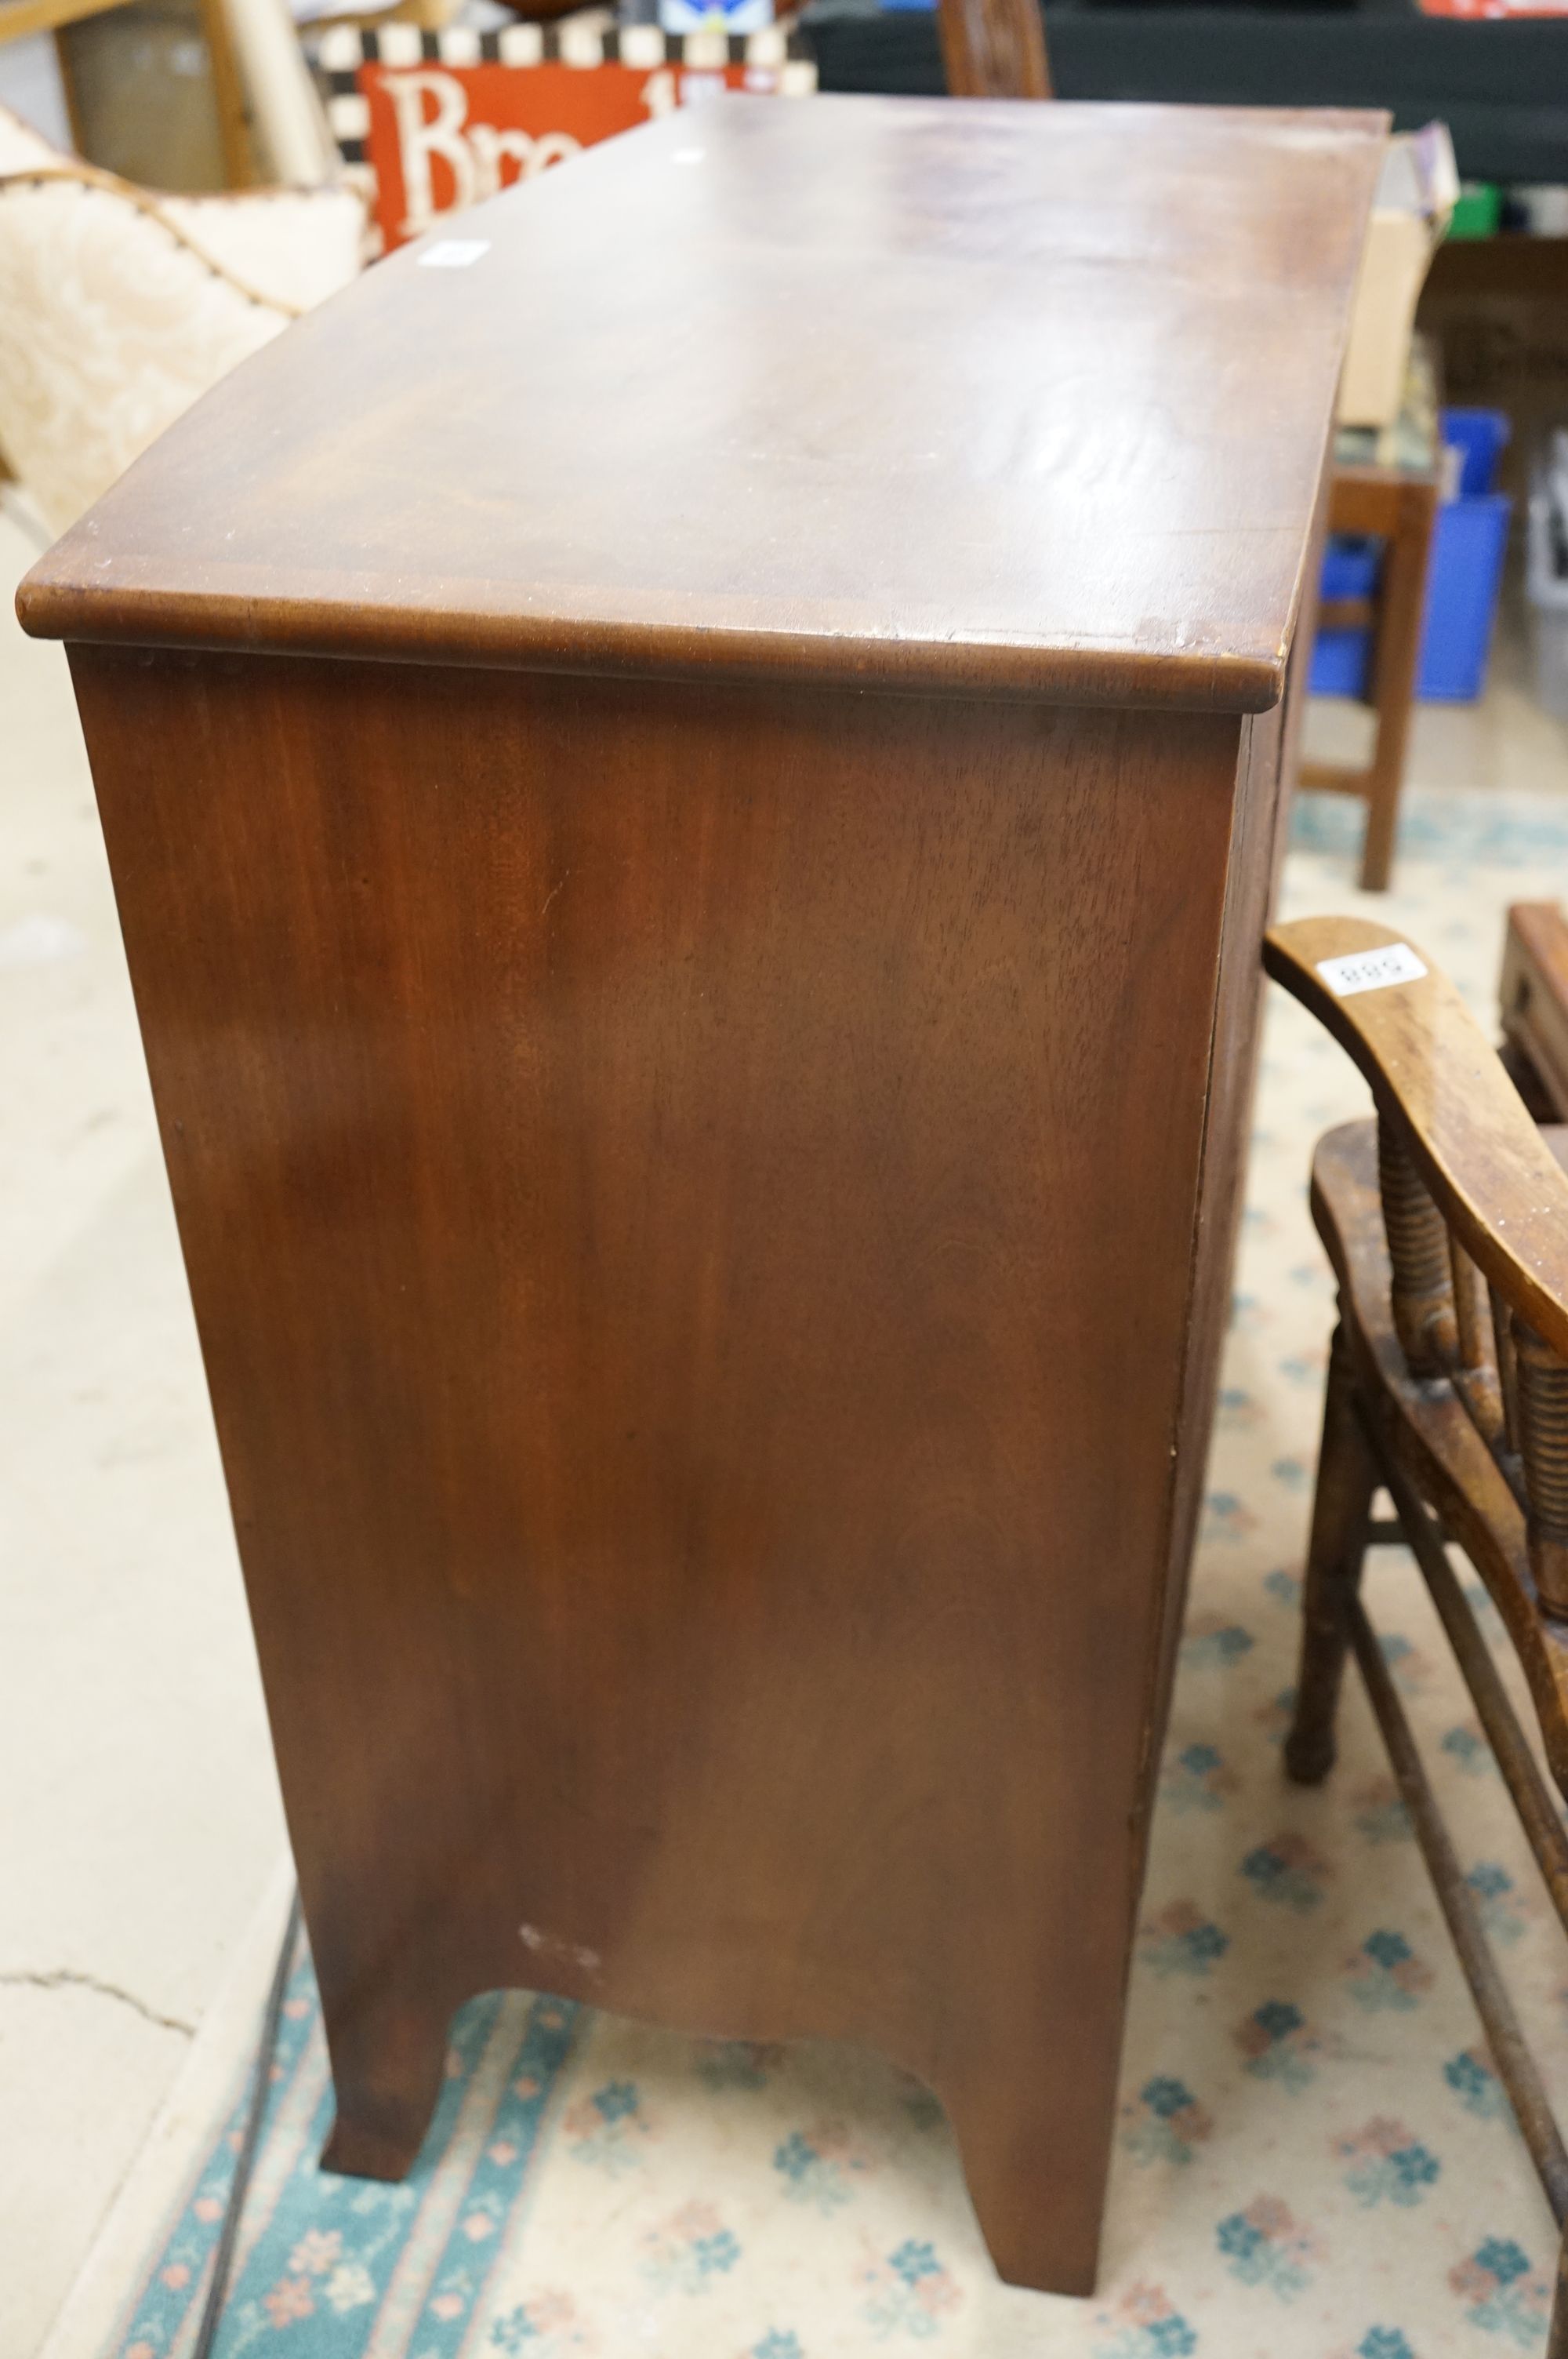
[1416,491,1512,702]
[1319,536,1380,603]
[1310,407,1514,705]
[1309,536,1378,696]
[1443,408,1509,500]
[1310,627,1372,699]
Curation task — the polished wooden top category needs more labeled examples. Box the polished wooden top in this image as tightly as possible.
[19,96,1384,711]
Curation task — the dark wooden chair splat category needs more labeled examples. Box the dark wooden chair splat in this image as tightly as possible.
[936,0,1051,100]
[1266,911,1568,2354]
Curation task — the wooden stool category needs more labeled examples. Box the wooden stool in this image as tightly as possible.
[1299,464,1439,892]
[1268,912,1568,2353]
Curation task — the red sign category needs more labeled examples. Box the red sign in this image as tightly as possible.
[1415,0,1568,15]
[361,61,784,252]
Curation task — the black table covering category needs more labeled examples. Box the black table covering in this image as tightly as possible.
[803,1,1568,186]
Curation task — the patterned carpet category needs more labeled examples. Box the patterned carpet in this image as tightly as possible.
[65,792,1568,2359]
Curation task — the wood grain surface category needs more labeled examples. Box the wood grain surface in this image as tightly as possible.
[19,96,1385,711]
[71,643,1247,2292]
[26,96,1385,2299]
[1502,901,1568,1120]
[938,0,1054,100]
[1265,915,1568,1361]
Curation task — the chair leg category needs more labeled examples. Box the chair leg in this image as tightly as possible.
[1357,479,1436,893]
[1286,1319,1377,1785]
[1550,2230,1568,2359]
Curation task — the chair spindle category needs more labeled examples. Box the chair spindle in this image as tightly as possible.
[1450,1234,1506,1448]
[1491,1281,1523,1456]
[1514,1319,1568,1618]
[1378,1111,1457,1377]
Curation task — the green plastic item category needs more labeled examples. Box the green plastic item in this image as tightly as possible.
[1448,183,1502,240]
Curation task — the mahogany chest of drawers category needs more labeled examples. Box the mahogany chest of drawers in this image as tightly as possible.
[20,95,1383,2292]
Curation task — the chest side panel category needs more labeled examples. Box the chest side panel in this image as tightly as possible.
[72,646,1240,2078]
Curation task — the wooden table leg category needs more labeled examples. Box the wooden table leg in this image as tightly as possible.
[1358,478,1438,893]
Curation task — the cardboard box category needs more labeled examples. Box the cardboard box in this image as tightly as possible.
[1338,123,1458,428]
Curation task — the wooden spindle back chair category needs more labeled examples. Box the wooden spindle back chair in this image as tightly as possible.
[1267,913,1568,2350]
[937,0,1052,101]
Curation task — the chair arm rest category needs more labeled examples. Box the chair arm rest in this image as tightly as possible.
[1265,913,1568,1360]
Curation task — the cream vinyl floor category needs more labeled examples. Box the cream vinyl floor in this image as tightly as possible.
[0,507,286,2357]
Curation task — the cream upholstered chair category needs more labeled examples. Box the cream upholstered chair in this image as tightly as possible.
[0,103,365,537]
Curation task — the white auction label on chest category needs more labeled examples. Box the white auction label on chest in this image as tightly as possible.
[417,240,491,269]
[1316,943,1428,998]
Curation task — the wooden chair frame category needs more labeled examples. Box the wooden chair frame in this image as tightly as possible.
[1267,913,1568,2352]
[936,0,1051,100]
[1501,900,1568,1122]
[1298,468,1439,894]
